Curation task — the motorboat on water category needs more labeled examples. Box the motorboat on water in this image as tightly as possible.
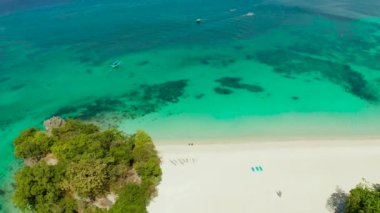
[111,60,121,69]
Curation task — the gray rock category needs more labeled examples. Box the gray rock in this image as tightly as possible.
[43,116,65,134]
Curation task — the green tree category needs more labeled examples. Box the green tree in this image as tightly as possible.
[110,184,149,213]
[345,183,380,213]
[132,131,157,162]
[14,128,54,159]
[55,196,78,213]
[13,162,63,211]
[52,134,106,162]
[52,119,99,139]
[13,119,162,212]
[109,140,133,164]
[63,161,109,198]
[132,131,162,183]
[134,157,161,183]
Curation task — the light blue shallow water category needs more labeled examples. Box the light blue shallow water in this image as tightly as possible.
[0,0,380,211]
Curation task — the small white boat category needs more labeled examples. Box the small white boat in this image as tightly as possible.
[111,60,121,69]
[245,12,255,17]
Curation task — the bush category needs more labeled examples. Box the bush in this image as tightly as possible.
[132,131,162,184]
[56,196,78,213]
[13,162,63,211]
[52,119,99,138]
[132,131,156,162]
[345,183,380,213]
[110,184,150,213]
[14,128,54,159]
[135,157,162,183]
[63,161,109,198]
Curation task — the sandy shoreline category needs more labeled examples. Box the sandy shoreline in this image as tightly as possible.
[148,139,380,213]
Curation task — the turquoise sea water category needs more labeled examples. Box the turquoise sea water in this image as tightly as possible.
[1,0,380,211]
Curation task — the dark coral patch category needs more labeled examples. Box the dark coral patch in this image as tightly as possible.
[79,56,92,64]
[55,98,125,120]
[55,106,78,117]
[0,189,5,196]
[80,98,124,119]
[189,54,236,67]
[0,76,11,83]
[291,96,299,100]
[256,50,378,102]
[217,77,241,88]
[122,80,188,118]
[10,84,25,91]
[54,80,189,121]
[234,45,245,50]
[245,54,253,60]
[195,93,205,99]
[137,60,150,66]
[216,77,264,94]
[283,75,296,79]
[214,87,233,95]
[141,80,188,103]
[243,84,264,93]
[121,103,158,119]
[200,59,209,65]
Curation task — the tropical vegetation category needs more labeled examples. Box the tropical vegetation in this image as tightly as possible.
[345,182,380,213]
[12,119,161,213]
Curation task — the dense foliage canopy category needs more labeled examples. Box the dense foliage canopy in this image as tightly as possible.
[13,119,161,213]
[345,183,380,213]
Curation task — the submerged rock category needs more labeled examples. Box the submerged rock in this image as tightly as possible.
[43,116,65,134]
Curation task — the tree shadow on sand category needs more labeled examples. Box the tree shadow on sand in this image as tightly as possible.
[372,184,380,191]
[326,186,348,213]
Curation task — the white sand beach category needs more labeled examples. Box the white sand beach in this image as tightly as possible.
[148,139,380,213]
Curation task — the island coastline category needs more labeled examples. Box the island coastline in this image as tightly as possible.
[149,138,380,213]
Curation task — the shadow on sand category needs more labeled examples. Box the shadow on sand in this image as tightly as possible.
[326,186,347,213]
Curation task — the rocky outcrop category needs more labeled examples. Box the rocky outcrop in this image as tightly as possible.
[93,197,113,210]
[93,192,118,210]
[126,168,141,184]
[24,158,37,167]
[106,193,118,204]
[42,153,58,166]
[43,116,65,135]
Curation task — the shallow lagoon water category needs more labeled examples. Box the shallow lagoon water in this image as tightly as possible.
[0,0,380,211]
